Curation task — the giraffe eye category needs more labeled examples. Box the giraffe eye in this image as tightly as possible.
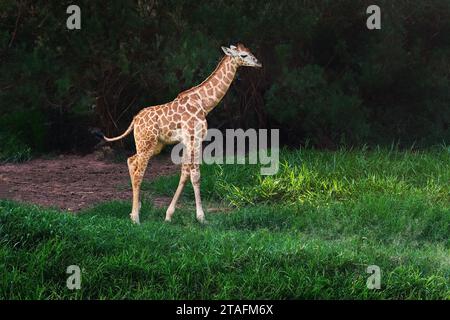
[241,54,248,58]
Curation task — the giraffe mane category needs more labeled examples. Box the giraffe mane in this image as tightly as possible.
[236,43,251,53]
[177,55,230,99]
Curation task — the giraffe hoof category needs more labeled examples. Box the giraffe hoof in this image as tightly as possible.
[130,214,140,225]
[197,217,208,224]
[164,217,172,223]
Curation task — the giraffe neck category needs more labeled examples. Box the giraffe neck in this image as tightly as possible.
[180,56,239,114]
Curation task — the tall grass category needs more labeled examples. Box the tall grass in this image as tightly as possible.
[146,146,450,207]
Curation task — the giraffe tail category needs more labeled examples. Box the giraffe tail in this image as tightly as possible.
[101,119,135,142]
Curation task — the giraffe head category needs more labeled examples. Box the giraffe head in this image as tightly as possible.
[221,43,262,68]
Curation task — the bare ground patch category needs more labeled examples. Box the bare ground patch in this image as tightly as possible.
[0,153,178,212]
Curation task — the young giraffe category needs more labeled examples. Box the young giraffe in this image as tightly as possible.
[101,43,262,224]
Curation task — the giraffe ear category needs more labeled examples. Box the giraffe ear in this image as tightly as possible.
[221,46,233,56]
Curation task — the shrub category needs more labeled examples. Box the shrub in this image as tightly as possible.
[0,134,32,163]
[265,65,369,147]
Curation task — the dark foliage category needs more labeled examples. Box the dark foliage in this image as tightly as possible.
[1,0,449,158]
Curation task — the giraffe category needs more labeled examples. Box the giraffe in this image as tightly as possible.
[101,43,262,224]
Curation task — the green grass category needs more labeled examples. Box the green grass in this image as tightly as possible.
[1,147,449,299]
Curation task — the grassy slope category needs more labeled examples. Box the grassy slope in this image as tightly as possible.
[1,147,449,299]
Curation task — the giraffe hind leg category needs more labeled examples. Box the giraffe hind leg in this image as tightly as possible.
[129,139,163,224]
[129,152,149,224]
[127,154,138,186]
[127,154,141,219]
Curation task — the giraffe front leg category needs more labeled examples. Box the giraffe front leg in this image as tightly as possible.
[165,163,190,222]
[190,164,206,224]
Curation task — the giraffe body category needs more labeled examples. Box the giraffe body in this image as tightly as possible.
[102,44,261,224]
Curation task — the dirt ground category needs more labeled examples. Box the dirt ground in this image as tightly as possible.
[0,152,179,212]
